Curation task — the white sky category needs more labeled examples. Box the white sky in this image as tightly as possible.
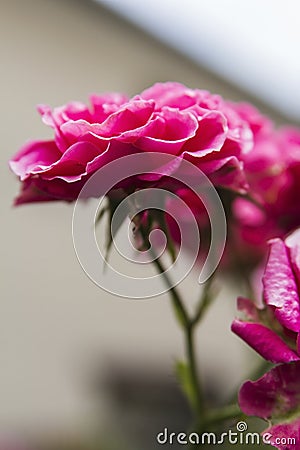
[97,0,300,121]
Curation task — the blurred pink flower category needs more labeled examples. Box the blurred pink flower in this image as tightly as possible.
[239,362,300,450]
[231,125,300,262]
[9,82,253,204]
[232,229,300,363]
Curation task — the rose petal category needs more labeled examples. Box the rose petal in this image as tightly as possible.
[31,141,105,182]
[239,362,300,420]
[93,99,154,137]
[9,140,61,181]
[38,103,92,151]
[139,82,197,109]
[89,92,129,122]
[61,99,155,143]
[199,156,248,193]
[183,111,227,156]
[233,198,266,227]
[265,420,300,450]
[285,229,300,287]
[13,177,84,205]
[232,320,299,363]
[136,107,198,154]
[263,238,300,332]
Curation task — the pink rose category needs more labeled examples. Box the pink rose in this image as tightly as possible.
[232,229,300,363]
[230,125,300,262]
[9,82,253,204]
[154,101,274,267]
[239,363,300,450]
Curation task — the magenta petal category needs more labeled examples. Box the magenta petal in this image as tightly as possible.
[13,177,83,205]
[239,381,277,420]
[85,140,137,176]
[233,198,266,227]
[286,229,300,287]
[239,362,300,419]
[61,100,155,142]
[200,156,248,193]
[183,111,227,156]
[139,82,193,109]
[37,103,92,151]
[13,178,58,205]
[136,108,198,154]
[231,320,299,363]
[38,102,92,127]
[138,155,183,182]
[40,141,104,182]
[264,420,300,449]
[9,140,61,180]
[93,99,154,137]
[90,92,129,122]
[263,238,300,333]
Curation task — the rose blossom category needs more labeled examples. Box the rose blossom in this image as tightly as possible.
[232,228,300,363]
[239,362,300,450]
[231,124,300,263]
[9,82,254,204]
[160,101,274,263]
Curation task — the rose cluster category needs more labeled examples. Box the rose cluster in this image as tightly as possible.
[10,82,300,449]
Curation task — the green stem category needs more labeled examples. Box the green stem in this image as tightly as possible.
[191,276,216,326]
[138,224,189,329]
[138,224,205,417]
[151,254,190,329]
[138,223,226,427]
[186,322,205,418]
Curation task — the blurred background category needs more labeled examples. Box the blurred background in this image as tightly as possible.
[1,0,299,449]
